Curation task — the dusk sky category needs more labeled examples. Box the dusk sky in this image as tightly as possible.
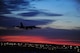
[0,0,80,46]
[3,0,80,29]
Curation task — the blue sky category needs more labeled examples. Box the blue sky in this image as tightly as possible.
[4,0,80,30]
[29,0,80,30]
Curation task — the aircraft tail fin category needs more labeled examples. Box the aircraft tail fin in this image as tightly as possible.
[20,22,24,28]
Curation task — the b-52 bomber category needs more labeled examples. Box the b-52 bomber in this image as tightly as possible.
[15,22,41,30]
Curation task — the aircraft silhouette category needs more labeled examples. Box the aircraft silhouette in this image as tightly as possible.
[15,22,41,30]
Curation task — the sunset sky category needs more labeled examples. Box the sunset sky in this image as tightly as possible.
[0,0,80,46]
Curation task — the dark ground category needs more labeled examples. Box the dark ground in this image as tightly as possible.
[0,46,79,53]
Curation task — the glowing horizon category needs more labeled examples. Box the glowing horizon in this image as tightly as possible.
[0,35,80,46]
